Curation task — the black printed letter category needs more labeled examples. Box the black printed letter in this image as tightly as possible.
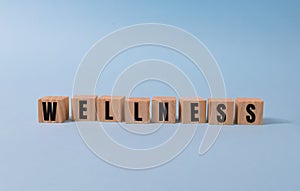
[246,104,256,123]
[217,104,226,123]
[134,102,142,121]
[79,100,87,119]
[159,102,169,121]
[191,103,199,122]
[42,102,57,121]
[105,101,113,120]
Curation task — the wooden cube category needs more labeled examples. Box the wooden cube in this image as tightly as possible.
[179,97,206,124]
[72,95,97,121]
[97,95,125,122]
[38,96,69,123]
[125,98,150,124]
[152,96,176,123]
[235,98,264,125]
[208,98,234,125]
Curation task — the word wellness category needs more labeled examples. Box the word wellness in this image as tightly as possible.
[38,96,264,125]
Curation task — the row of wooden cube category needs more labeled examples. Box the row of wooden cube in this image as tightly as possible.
[38,96,264,125]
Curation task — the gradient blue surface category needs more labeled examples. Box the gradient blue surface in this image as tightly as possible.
[1,0,300,190]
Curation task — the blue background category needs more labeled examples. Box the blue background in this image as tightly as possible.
[1,0,299,190]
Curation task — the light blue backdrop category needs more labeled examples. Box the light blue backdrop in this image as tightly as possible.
[0,0,299,190]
